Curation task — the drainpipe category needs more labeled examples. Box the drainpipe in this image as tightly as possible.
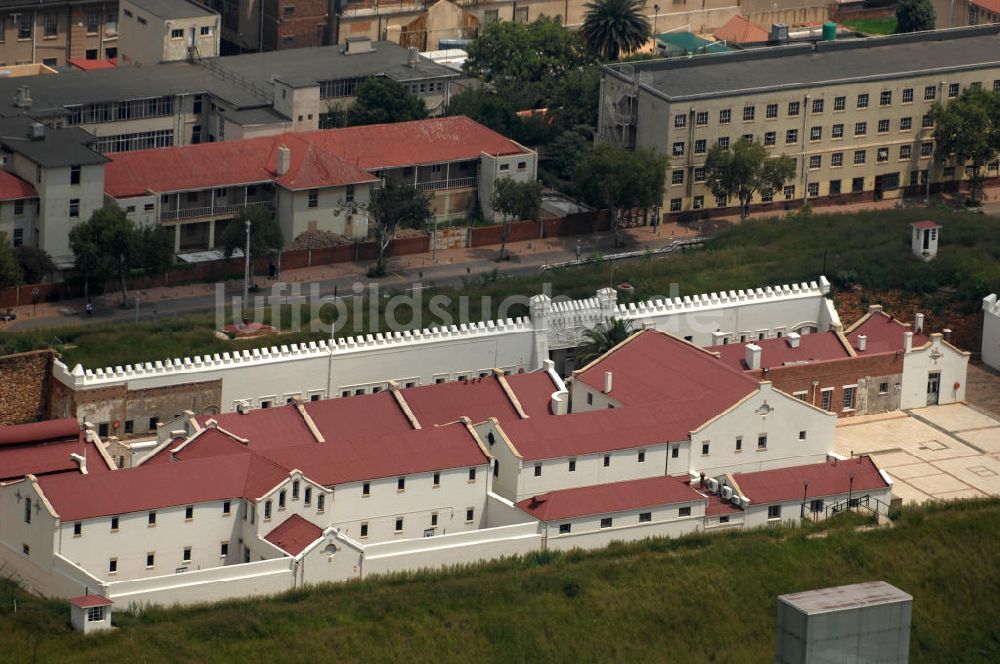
[801,94,810,205]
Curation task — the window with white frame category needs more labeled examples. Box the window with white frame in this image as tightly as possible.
[877,147,889,163]
[695,111,708,126]
[877,119,890,134]
[693,195,704,209]
[843,385,856,410]
[674,114,686,128]
[811,98,824,114]
[767,505,781,520]
[854,122,867,137]
[671,169,684,185]
[764,131,776,146]
[783,185,795,200]
[807,182,819,197]
[810,126,822,141]
[820,388,833,411]
[832,123,844,139]
[669,198,681,213]
[787,101,800,117]
[853,150,866,165]
[785,129,798,144]
[742,105,755,121]
[900,117,912,131]
[899,145,912,159]
[809,155,821,170]
[765,103,778,119]
[879,90,892,106]
[694,139,707,154]
[924,85,936,101]
[833,96,846,111]
[857,93,869,109]
[719,109,731,124]
[902,88,913,103]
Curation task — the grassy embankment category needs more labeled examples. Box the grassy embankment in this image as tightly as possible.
[842,17,898,35]
[2,207,998,369]
[0,499,998,662]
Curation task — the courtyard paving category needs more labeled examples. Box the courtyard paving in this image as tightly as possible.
[834,402,1000,504]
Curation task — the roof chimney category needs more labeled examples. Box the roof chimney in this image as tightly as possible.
[943,328,952,341]
[276,145,291,176]
[786,331,801,349]
[407,46,419,68]
[857,334,867,352]
[745,343,762,370]
[914,313,924,334]
[603,371,613,394]
[903,331,913,353]
[69,452,88,475]
[868,304,883,314]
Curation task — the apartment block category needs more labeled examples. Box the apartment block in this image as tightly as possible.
[117,0,221,65]
[0,0,118,67]
[599,26,1000,218]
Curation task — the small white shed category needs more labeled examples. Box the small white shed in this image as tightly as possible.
[910,220,941,261]
[69,595,113,634]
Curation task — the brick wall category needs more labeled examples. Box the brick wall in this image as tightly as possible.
[264,0,330,50]
[0,350,55,425]
[749,352,905,418]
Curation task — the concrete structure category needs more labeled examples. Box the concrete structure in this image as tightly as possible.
[0,0,119,68]
[983,294,1000,371]
[102,116,536,251]
[0,39,458,155]
[911,220,940,261]
[599,26,1000,217]
[118,0,220,65]
[69,594,114,633]
[48,278,841,436]
[776,581,912,663]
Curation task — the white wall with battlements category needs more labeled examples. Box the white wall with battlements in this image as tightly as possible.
[51,278,839,416]
[984,294,1000,371]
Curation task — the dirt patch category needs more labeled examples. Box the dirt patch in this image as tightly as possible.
[966,363,1000,419]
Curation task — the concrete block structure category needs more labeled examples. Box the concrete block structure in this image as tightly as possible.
[776,581,912,663]
[599,26,1000,218]
[69,594,114,633]
[118,0,220,65]
[911,220,940,261]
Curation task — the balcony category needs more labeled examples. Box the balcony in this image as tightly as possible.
[339,0,428,17]
[160,200,274,223]
[373,176,477,192]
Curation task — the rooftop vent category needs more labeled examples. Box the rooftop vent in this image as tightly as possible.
[275,145,290,176]
[745,343,762,370]
[28,122,44,141]
[343,36,374,55]
[857,334,867,352]
[13,85,31,110]
[407,46,419,68]
[786,332,801,349]
[771,23,789,43]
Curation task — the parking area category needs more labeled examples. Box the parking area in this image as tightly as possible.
[835,402,1000,505]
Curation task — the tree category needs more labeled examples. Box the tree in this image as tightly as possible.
[69,206,136,306]
[14,246,55,284]
[577,317,634,364]
[368,182,433,275]
[345,78,427,126]
[895,0,935,33]
[582,0,651,62]
[932,88,1000,203]
[547,65,602,134]
[0,232,22,288]
[447,88,520,137]
[547,130,592,182]
[220,206,285,279]
[464,17,588,90]
[490,178,544,260]
[573,144,668,246]
[704,138,796,221]
[133,224,174,277]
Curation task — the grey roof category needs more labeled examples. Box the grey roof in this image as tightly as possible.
[217,41,460,89]
[607,25,1000,102]
[0,118,107,167]
[225,106,291,127]
[779,582,912,615]
[0,41,456,120]
[126,0,217,20]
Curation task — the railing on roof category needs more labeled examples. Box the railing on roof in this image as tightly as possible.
[372,177,478,192]
[160,200,274,222]
[195,57,273,104]
[338,0,428,16]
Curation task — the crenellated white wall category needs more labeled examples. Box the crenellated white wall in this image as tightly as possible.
[51,278,839,418]
[982,294,1000,371]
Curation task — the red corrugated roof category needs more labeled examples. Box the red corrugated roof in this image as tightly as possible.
[144,427,250,465]
[575,330,759,408]
[0,419,79,446]
[104,116,527,198]
[910,220,941,230]
[505,372,559,418]
[304,391,415,442]
[37,452,288,521]
[704,493,743,516]
[733,455,888,504]
[401,375,522,426]
[67,58,116,71]
[515,475,705,521]
[709,332,852,371]
[0,437,109,480]
[847,311,928,354]
[263,421,488,485]
[197,406,317,450]
[713,15,770,44]
[69,594,113,608]
[264,513,323,556]
[971,0,1000,13]
[0,169,37,201]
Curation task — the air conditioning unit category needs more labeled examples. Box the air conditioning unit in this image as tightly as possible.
[730,494,741,506]
[707,478,719,493]
[721,485,733,500]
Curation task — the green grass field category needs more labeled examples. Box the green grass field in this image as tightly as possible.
[2,207,998,369]
[2,499,998,662]
[842,17,898,35]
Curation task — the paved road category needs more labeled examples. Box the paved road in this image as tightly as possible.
[4,232,681,332]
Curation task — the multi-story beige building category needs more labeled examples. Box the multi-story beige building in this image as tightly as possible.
[598,25,1000,217]
[0,0,119,67]
[117,0,221,65]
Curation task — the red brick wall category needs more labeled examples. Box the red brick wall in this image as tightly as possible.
[749,352,904,417]
[263,0,330,50]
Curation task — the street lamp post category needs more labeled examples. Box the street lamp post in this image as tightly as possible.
[848,471,855,512]
[653,5,659,37]
[243,219,251,323]
[801,479,809,519]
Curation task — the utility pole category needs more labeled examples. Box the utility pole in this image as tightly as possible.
[243,219,251,322]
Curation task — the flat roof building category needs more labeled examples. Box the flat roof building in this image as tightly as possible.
[599,25,1000,217]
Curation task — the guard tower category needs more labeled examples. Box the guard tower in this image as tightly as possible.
[69,595,114,634]
[910,220,940,261]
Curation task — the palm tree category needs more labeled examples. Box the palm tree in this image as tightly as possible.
[576,318,635,364]
[582,0,652,62]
